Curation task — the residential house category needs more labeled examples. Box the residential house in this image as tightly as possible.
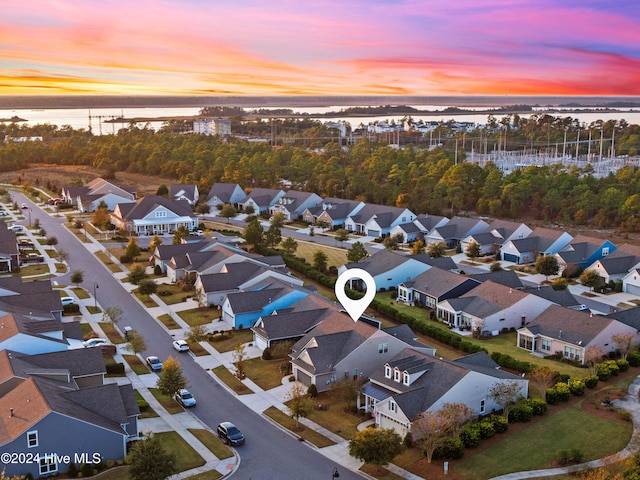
[460,231,502,256]
[555,235,617,271]
[166,242,287,283]
[61,177,136,212]
[500,226,573,264]
[152,239,214,273]
[413,214,449,236]
[344,204,416,238]
[194,261,303,307]
[397,267,480,308]
[622,268,640,296]
[169,184,199,206]
[358,348,528,438]
[517,305,639,364]
[238,188,285,215]
[459,211,530,256]
[301,198,365,229]
[110,196,198,235]
[488,219,532,244]
[0,222,20,272]
[0,312,84,354]
[468,270,524,290]
[424,216,489,248]
[0,349,139,478]
[290,313,436,392]
[522,285,585,310]
[338,250,455,292]
[587,244,640,284]
[220,279,310,329]
[269,190,323,221]
[206,183,246,209]
[606,306,640,330]
[389,222,423,244]
[437,280,553,333]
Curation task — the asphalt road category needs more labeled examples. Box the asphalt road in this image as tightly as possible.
[14,193,362,480]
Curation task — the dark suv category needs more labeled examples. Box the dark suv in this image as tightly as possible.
[217,422,245,446]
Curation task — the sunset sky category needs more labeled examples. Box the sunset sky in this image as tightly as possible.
[2,0,640,96]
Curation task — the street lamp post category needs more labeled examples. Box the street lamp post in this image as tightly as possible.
[93,282,99,309]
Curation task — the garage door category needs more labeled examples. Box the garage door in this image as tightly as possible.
[367,229,380,237]
[295,369,312,386]
[503,253,519,263]
[626,284,640,296]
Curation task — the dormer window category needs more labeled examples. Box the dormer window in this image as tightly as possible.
[602,247,609,256]
[393,367,401,382]
[155,210,167,218]
[403,372,410,385]
[384,365,392,378]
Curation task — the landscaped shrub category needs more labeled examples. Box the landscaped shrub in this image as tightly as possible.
[489,414,509,433]
[556,373,570,383]
[603,360,620,376]
[490,351,532,374]
[628,351,640,367]
[153,264,162,275]
[556,448,584,466]
[63,303,80,314]
[403,431,413,448]
[568,378,585,396]
[120,254,132,264]
[545,387,560,405]
[307,384,318,398]
[553,382,571,402]
[584,375,599,388]
[528,398,548,416]
[433,437,465,460]
[617,359,630,372]
[262,348,272,360]
[509,402,533,422]
[460,424,481,448]
[478,419,495,439]
[597,365,612,381]
[80,463,94,477]
[105,361,125,375]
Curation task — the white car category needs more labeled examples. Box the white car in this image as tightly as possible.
[83,338,109,348]
[61,296,76,306]
[173,339,189,352]
[8,225,23,232]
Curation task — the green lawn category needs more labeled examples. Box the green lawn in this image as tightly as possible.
[452,402,632,480]
[148,387,184,414]
[178,307,221,327]
[123,354,150,375]
[158,313,182,329]
[211,366,253,395]
[244,357,287,391]
[207,329,253,353]
[132,290,158,307]
[71,286,90,299]
[263,406,336,448]
[99,321,126,344]
[184,471,223,480]
[95,250,124,273]
[188,428,233,460]
[134,389,159,418]
[293,240,347,269]
[155,431,206,472]
[80,323,94,337]
[156,283,196,305]
[303,390,370,441]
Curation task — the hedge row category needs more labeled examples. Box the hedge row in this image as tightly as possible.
[490,352,532,374]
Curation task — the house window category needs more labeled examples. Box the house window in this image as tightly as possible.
[155,210,167,218]
[378,343,389,354]
[564,346,580,361]
[402,216,406,222]
[389,401,397,413]
[39,455,57,475]
[602,247,609,256]
[384,365,392,378]
[541,339,552,352]
[353,368,358,380]
[518,232,524,238]
[403,372,410,386]
[393,368,401,382]
[480,400,486,414]
[27,430,38,448]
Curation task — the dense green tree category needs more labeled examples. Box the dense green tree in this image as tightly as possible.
[347,241,368,263]
[128,433,177,480]
[348,428,403,469]
[334,228,350,246]
[156,184,169,196]
[535,255,560,281]
[219,203,237,223]
[265,223,282,248]
[280,237,298,256]
[580,269,603,292]
[156,356,188,395]
[427,241,447,258]
[70,269,84,286]
[465,241,481,259]
[172,225,190,245]
[138,278,158,296]
[244,218,264,248]
[313,250,328,272]
[125,237,141,259]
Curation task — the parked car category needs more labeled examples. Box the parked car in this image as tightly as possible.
[217,422,245,446]
[82,338,109,348]
[8,225,23,232]
[146,356,163,371]
[173,389,196,407]
[61,296,76,306]
[20,203,28,209]
[173,339,189,352]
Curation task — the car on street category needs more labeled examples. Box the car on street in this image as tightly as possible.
[173,339,189,352]
[146,355,163,371]
[21,203,28,209]
[8,225,23,232]
[217,422,245,446]
[82,337,109,348]
[61,296,76,306]
[173,388,196,407]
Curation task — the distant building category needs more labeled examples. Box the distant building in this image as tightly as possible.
[194,118,231,136]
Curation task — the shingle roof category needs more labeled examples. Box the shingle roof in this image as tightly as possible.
[524,305,613,345]
[468,270,524,289]
[252,308,330,342]
[452,281,529,317]
[522,285,581,307]
[119,196,194,221]
[225,287,286,314]
[206,183,244,202]
[408,267,480,299]
[345,250,435,277]
[10,348,106,379]
[607,306,640,330]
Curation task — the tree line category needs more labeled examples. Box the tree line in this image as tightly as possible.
[2,114,640,230]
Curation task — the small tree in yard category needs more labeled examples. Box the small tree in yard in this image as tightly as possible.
[529,366,558,398]
[466,241,481,259]
[127,264,149,284]
[124,329,146,355]
[280,237,298,256]
[188,324,209,343]
[128,433,177,480]
[335,228,349,246]
[125,237,141,259]
[102,305,123,326]
[233,344,247,379]
[219,203,237,223]
[70,269,84,286]
[585,345,606,376]
[535,254,560,281]
[156,356,188,395]
[332,377,360,412]
[285,382,314,430]
[411,239,425,255]
[612,332,634,360]
[138,278,158,296]
[581,269,604,292]
[47,236,58,246]
[149,234,163,253]
[489,381,523,419]
[427,241,447,258]
[348,427,403,472]
[347,241,368,263]
[313,249,328,272]
[412,410,453,463]
[57,248,69,263]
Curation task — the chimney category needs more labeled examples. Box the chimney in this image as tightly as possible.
[559,330,562,338]
[9,408,13,417]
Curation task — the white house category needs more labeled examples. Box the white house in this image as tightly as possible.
[110,196,198,235]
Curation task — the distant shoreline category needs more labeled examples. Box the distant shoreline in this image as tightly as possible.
[1,94,640,110]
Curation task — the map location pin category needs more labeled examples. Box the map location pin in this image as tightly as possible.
[335,268,376,322]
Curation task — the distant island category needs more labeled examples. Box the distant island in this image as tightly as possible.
[0,115,27,122]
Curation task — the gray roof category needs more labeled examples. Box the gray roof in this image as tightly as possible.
[466,232,500,245]
[346,250,436,277]
[306,198,362,221]
[430,216,486,241]
[524,305,614,346]
[170,184,198,202]
[509,226,569,253]
[199,263,265,292]
[407,267,480,299]
[206,182,244,203]
[252,308,330,342]
[118,195,194,221]
[348,204,410,226]
[522,285,581,307]
[606,306,640,330]
[414,214,447,232]
[11,348,106,379]
[468,270,524,289]
[225,287,286,314]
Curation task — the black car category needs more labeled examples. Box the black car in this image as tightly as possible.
[217,422,245,446]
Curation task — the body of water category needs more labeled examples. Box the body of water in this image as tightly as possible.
[3,105,640,133]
